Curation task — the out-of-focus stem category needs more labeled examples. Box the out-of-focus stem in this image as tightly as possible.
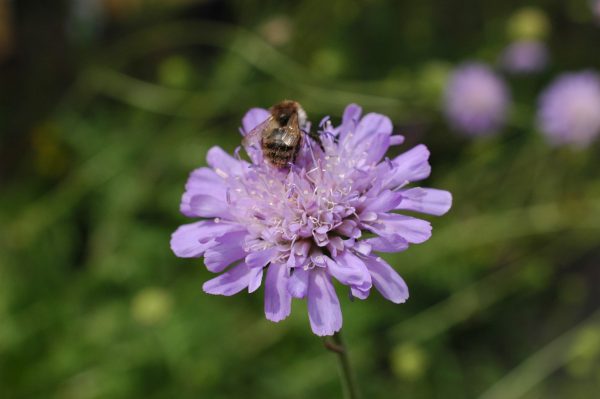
[323,330,360,399]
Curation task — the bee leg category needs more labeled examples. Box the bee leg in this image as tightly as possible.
[306,130,325,151]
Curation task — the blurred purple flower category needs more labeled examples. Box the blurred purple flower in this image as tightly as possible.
[593,0,600,21]
[537,71,600,147]
[444,63,511,136]
[171,104,452,336]
[500,40,549,74]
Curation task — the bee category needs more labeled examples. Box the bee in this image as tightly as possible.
[243,100,320,168]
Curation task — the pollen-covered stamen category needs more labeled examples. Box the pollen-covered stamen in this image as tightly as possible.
[228,154,359,257]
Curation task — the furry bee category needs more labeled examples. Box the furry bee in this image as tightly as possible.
[243,100,320,168]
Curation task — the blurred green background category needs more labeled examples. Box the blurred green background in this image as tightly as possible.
[1,0,600,398]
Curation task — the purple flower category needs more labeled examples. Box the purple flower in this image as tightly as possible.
[444,63,511,136]
[537,71,600,147]
[500,40,549,74]
[593,0,600,21]
[170,104,452,336]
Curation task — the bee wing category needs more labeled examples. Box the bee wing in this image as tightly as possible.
[242,116,277,164]
[279,112,302,147]
[242,116,276,148]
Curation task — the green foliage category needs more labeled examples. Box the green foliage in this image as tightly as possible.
[1,1,600,398]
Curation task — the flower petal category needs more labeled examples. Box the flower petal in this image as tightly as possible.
[351,286,370,300]
[337,103,362,140]
[363,256,409,303]
[202,262,254,296]
[184,167,225,195]
[360,189,404,214]
[186,194,232,218]
[383,144,431,189]
[241,108,270,135]
[352,113,393,163]
[246,247,278,269]
[180,168,227,217]
[390,135,405,145]
[355,113,393,141]
[264,263,292,322]
[339,112,394,165]
[364,235,409,253]
[307,269,343,336]
[204,232,247,273]
[336,220,361,239]
[170,221,244,258]
[206,146,244,178]
[327,251,371,289]
[248,268,264,293]
[397,188,453,216]
[343,103,362,123]
[363,131,391,165]
[366,213,432,244]
[287,267,310,298]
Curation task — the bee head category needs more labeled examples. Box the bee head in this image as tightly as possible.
[296,106,307,129]
[271,100,307,128]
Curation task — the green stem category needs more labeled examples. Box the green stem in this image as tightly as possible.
[324,330,360,399]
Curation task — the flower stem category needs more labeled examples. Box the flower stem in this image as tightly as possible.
[323,330,361,399]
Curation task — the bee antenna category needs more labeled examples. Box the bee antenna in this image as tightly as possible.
[303,128,325,152]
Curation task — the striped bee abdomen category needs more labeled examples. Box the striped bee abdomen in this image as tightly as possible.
[262,127,301,167]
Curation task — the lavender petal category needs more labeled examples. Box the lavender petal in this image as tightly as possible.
[287,267,310,298]
[170,221,244,258]
[185,194,232,219]
[206,146,244,177]
[397,188,453,216]
[248,268,264,293]
[245,247,278,269]
[366,213,432,244]
[202,262,254,296]
[264,263,292,322]
[363,256,409,303]
[365,235,409,253]
[204,233,248,273]
[327,251,371,289]
[241,108,270,135]
[384,144,432,189]
[307,269,343,336]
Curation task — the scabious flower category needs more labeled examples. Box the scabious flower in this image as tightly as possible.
[170,104,452,336]
[500,40,549,74]
[537,71,600,147]
[443,63,511,136]
[592,0,600,22]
